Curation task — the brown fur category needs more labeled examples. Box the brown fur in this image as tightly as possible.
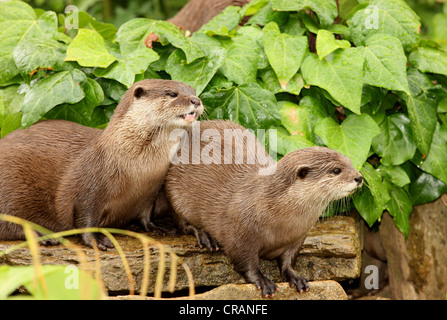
[168,0,251,33]
[0,79,203,250]
[165,120,363,296]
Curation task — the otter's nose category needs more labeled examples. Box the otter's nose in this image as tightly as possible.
[354,176,363,185]
[190,97,201,108]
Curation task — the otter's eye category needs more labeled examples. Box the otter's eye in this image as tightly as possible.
[165,90,178,98]
[333,168,341,175]
[297,167,309,179]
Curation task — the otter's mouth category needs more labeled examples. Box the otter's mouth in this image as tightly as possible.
[178,110,199,123]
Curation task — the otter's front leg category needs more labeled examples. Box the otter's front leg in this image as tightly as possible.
[82,232,114,251]
[139,203,177,235]
[244,269,278,298]
[74,203,114,251]
[277,241,309,293]
[233,254,278,298]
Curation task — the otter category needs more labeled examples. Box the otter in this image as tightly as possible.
[164,120,363,297]
[0,79,203,250]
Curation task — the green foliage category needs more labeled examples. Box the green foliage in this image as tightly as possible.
[1,0,447,237]
[0,265,104,300]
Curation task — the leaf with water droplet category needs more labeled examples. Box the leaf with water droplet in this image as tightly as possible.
[21,69,86,127]
[271,0,337,27]
[348,0,420,51]
[420,122,447,185]
[409,46,447,77]
[262,22,308,89]
[398,68,440,155]
[301,48,364,114]
[353,162,390,227]
[315,113,380,170]
[316,29,351,60]
[166,48,225,96]
[372,113,417,165]
[200,83,280,129]
[359,34,409,94]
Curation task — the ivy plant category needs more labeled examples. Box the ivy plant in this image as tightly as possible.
[1,0,447,236]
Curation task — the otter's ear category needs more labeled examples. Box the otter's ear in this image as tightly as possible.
[274,165,310,188]
[133,86,148,99]
[297,167,310,179]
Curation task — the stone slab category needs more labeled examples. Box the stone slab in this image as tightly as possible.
[0,216,360,295]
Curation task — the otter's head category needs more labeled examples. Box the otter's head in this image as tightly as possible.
[274,147,363,206]
[112,79,203,129]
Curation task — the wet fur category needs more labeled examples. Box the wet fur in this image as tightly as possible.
[0,79,203,249]
[165,120,362,296]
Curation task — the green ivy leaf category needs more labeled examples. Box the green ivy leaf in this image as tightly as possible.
[258,67,304,95]
[360,33,410,94]
[274,126,315,156]
[116,18,157,54]
[0,2,58,84]
[420,123,447,185]
[279,100,326,142]
[262,22,308,89]
[201,83,280,130]
[409,171,447,205]
[362,162,391,206]
[220,38,259,85]
[386,185,412,237]
[13,39,66,76]
[198,6,242,36]
[246,2,288,27]
[400,68,439,156]
[409,46,447,77]
[372,113,417,166]
[166,48,225,96]
[1,112,22,138]
[315,113,380,170]
[0,85,24,123]
[151,21,205,63]
[353,162,390,227]
[0,265,104,300]
[21,69,86,127]
[301,49,364,114]
[353,186,383,227]
[377,164,411,188]
[241,0,270,17]
[271,0,338,27]
[316,29,351,60]
[348,0,421,51]
[94,47,159,88]
[65,29,117,68]
[117,19,205,64]
[45,78,104,126]
[77,11,117,41]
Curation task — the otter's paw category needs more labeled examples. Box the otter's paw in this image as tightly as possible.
[196,229,220,252]
[147,223,177,236]
[184,224,219,252]
[288,275,309,293]
[255,277,278,298]
[83,233,114,251]
[39,238,60,246]
[141,218,177,235]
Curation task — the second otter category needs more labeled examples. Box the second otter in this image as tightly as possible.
[0,79,203,250]
[165,120,363,297]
